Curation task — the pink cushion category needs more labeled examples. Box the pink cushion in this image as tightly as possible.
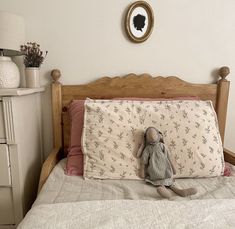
[223,162,233,177]
[65,100,85,176]
[116,96,199,101]
[65,96,199,176]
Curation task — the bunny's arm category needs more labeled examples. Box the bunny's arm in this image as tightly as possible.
[141,146,150,165]
[161,143,177,175]
[137,142,145,158]
[169,156,177,175]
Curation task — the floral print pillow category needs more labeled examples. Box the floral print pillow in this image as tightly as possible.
[82,99,224,179]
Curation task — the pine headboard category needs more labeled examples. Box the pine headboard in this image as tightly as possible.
[50,66,230,152]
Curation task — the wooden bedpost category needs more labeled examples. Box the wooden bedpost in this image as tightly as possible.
[216,66,230,145]
[38,69,63,193]
[51,69,62,149]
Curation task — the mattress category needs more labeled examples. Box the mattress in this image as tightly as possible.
[34,159,235,206]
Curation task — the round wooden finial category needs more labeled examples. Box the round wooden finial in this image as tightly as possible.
[51,69,61,83]
[219,66,230,80]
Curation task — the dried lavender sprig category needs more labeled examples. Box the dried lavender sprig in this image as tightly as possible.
[20,42,48,68]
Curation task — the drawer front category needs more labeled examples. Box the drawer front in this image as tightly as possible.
[0,188,14,225]
[0,101,6,142]
[0,145,11,186]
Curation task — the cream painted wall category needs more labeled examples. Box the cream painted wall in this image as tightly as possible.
[1,0,235,157]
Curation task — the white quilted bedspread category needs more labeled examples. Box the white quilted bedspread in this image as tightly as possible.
[18,199,235,229]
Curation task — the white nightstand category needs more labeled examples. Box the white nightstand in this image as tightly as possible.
[0,88,44,229]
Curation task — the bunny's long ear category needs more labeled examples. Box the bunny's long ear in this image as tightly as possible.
[137,132,146,158]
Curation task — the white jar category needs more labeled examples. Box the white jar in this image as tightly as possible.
[0,56,20,88]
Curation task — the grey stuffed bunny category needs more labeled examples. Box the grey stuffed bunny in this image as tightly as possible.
[138,127,197,198]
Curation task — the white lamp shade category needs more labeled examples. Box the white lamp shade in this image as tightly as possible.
[0,11,25,56]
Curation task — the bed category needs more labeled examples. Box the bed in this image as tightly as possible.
[18,67,235,229]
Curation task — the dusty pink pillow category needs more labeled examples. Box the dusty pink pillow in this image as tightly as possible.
[65,100,85,176]
[116,97,199,101]
[223,162,233,177]
[66,96,199,176]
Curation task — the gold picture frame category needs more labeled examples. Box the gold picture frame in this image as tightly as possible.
[125,1,154,43]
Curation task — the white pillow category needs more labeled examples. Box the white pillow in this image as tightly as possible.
[82,99,224,179]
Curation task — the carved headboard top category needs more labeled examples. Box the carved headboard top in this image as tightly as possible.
[50,67,230,150]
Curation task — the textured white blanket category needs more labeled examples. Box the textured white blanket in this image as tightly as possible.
[18,199,235,229]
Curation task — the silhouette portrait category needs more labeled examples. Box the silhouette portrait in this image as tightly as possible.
[125,1,154,42]
[133,14,146,32]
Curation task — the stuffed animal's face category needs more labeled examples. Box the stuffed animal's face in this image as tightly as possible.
[145,127,160,144]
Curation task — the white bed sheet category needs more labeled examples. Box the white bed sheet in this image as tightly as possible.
[34,159,235,206]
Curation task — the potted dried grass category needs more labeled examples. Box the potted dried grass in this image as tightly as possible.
[21,42,48,88]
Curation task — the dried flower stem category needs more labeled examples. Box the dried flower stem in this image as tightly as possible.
[21,42,48,68]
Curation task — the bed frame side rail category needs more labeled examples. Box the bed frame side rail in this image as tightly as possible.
[38,147,62,193]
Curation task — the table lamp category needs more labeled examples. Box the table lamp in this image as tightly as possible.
[0,11,25,88]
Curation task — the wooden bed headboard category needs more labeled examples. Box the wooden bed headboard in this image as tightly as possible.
[50,66,230,152]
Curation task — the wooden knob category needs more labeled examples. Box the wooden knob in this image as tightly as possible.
[51,69,61,83]
[219,66,230,80]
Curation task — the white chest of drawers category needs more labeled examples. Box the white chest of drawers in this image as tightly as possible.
[0,88,44,229]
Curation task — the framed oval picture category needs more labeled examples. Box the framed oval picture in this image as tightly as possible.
[125,1,154,43]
